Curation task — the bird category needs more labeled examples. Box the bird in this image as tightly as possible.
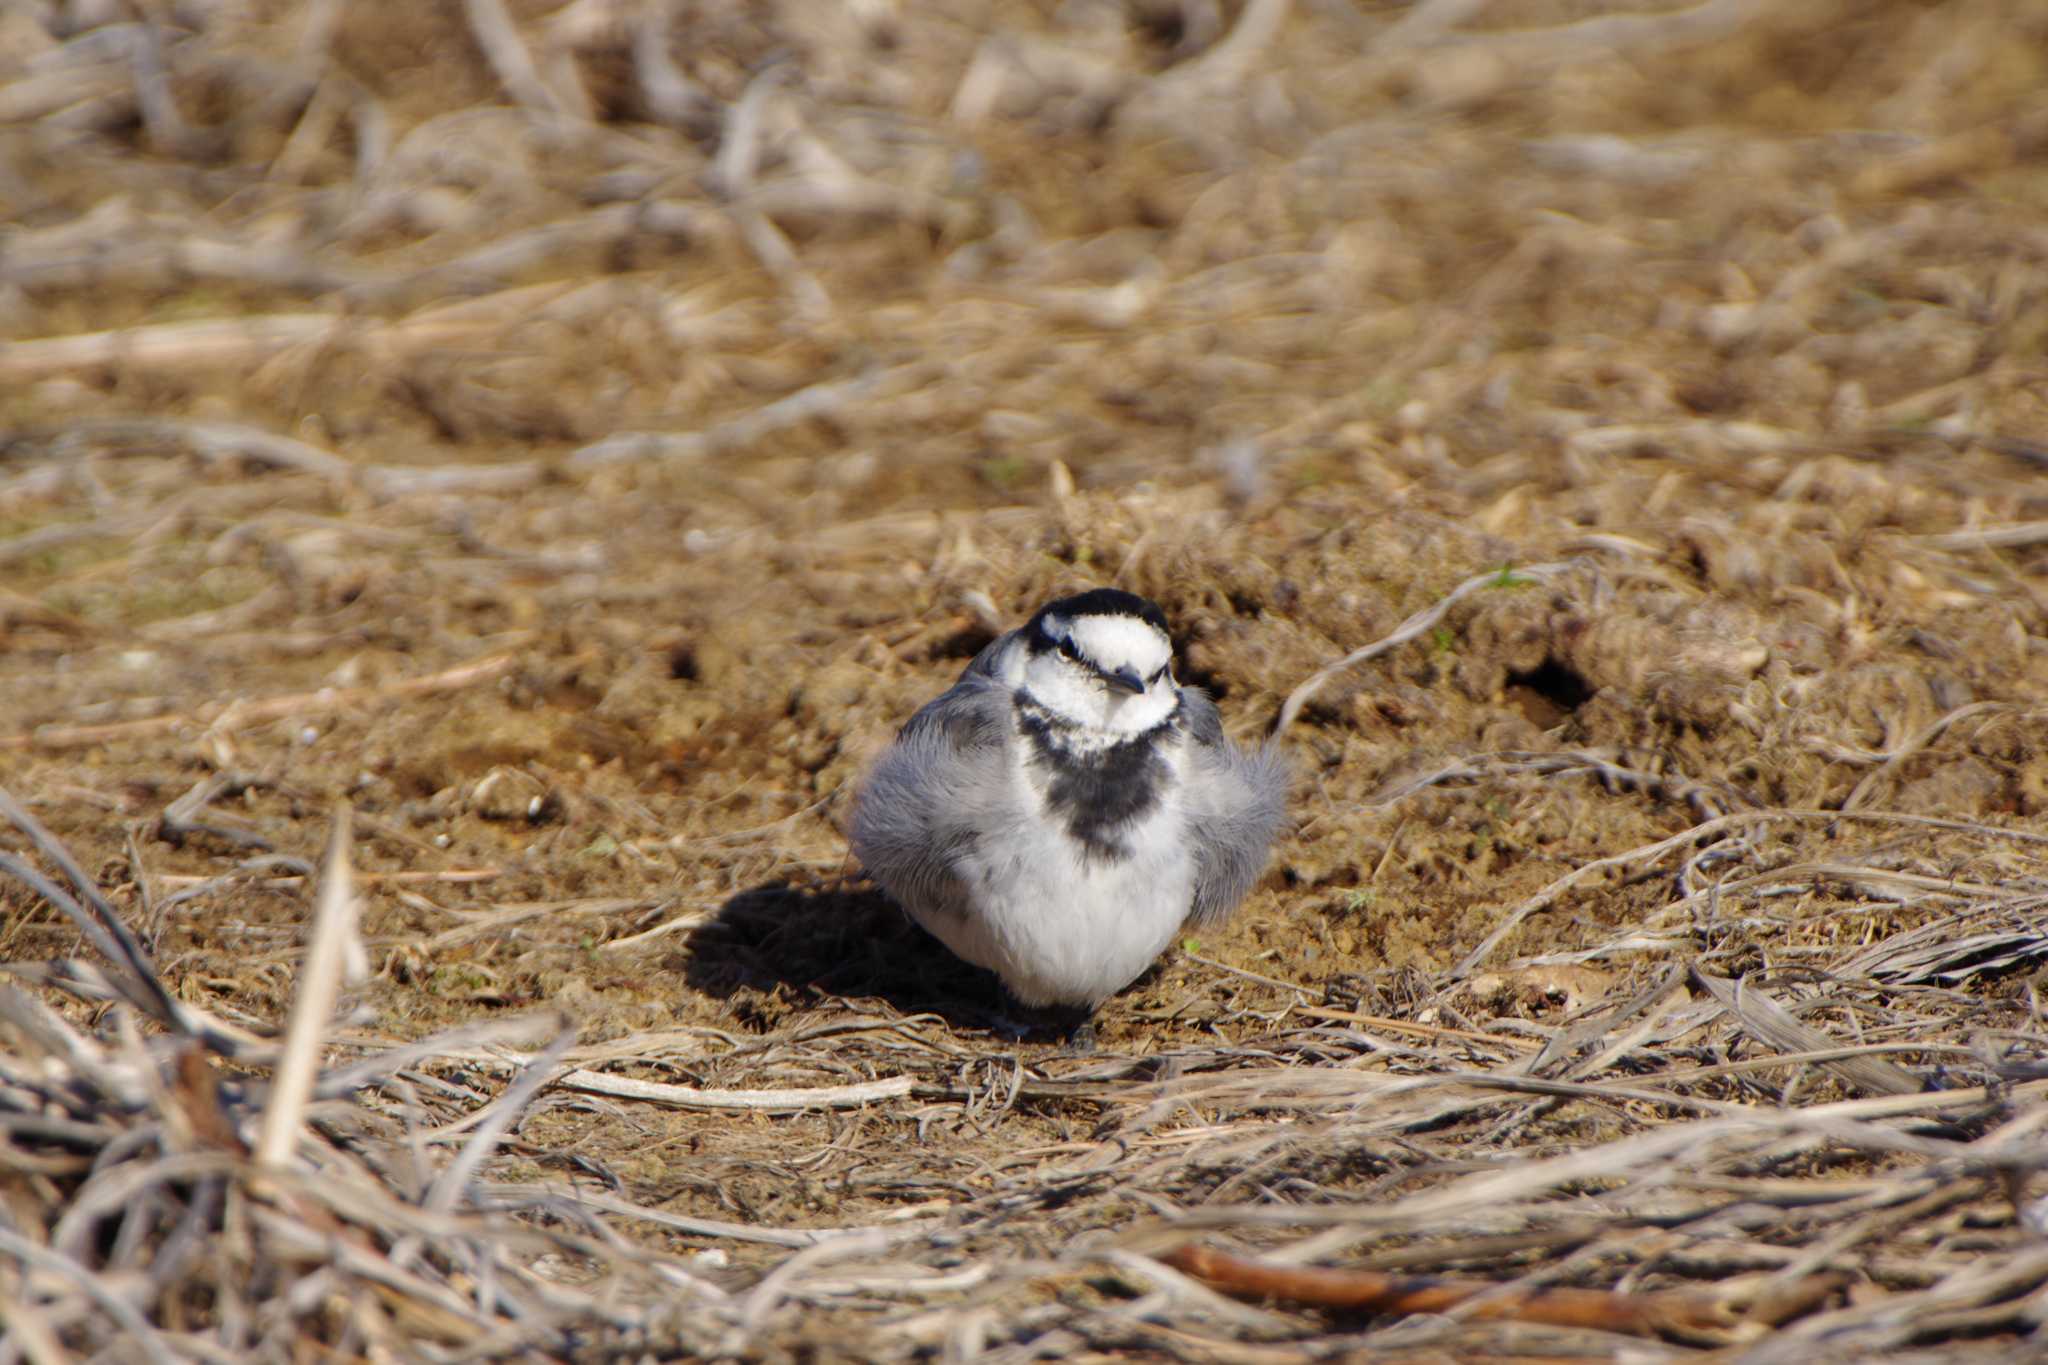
[850,588,1290,1032]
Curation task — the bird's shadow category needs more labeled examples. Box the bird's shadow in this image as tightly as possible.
[681,880,1020,1032]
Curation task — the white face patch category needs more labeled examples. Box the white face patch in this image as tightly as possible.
[1062,613,1172,679]
[1018,611,1178,736]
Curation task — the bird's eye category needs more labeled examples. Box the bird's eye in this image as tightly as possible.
[1056,637,1081,660]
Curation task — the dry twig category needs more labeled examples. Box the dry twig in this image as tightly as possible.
[254,806,365,1168]
[1160,1242,1846,1340]
[1276,561,1582,736]
[2,651,519,751]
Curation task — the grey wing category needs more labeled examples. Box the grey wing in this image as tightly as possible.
[1179,688,1292,929]
[848,659,1014,925]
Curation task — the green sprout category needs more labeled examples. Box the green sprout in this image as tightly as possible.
[980,454,1030,490]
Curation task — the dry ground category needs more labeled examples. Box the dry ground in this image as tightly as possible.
[3,0,2048,1360]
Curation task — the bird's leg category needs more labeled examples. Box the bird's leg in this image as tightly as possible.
[988,1000,1100,1049]
[1038,1002,1098,1054]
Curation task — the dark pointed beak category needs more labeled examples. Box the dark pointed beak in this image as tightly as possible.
[1104,666,1147,695]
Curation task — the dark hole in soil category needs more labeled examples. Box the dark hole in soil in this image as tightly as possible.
[1504,657,1592,727]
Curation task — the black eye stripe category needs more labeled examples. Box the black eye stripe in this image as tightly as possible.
[1043,630,1169,683]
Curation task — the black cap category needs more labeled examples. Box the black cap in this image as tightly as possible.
[1026,588,1170,640]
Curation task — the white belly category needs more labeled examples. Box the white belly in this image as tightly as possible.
[918,779,1196,1008]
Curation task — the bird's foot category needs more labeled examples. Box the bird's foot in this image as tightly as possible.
[987,1002,1099,1052]
[1036,1003,1098,1055]
[1058,1017,1098,1056]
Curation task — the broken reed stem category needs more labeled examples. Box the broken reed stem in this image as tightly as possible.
[0,785,192,1036]
[0,1225,180,1365]
[1159,1243,1848,1339]
[1450,805,2048,979]
[421,1017,576,1213]
[1451,810,1781,978]
[1164,1241,1678,1332]
[463,0,584,119]
[1292,1005,1544,1053]
[152,867,501,888]
[254,805,362,1168]
[540,1067,917,1113]
[1689,968,1922,1098]
[0,304,532,381]
[1,650,519,751]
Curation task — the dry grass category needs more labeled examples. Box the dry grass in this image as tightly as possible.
[3,0,2048,1359]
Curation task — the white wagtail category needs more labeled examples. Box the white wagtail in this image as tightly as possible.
[851,588,1289,1030]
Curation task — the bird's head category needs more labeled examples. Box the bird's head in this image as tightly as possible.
[1015,588,1180,734]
